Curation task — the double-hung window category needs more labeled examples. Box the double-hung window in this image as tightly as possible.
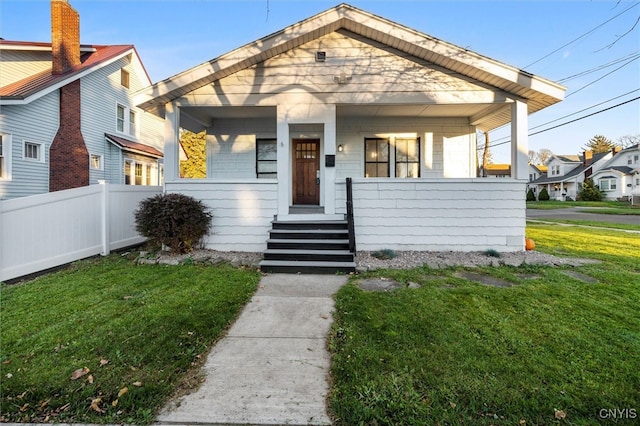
[117,104,137,137]
[365,137,390,177]
[599,178,617,191]
[256,138,277,178]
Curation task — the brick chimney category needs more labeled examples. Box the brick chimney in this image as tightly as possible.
[49,0,89,192]
[583,150,593,166]
[51,0,81,74]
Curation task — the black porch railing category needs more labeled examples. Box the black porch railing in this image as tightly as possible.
[346,177,356,253]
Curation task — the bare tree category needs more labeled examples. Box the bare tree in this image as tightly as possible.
[537,148,553,164]
[617,134,640,148]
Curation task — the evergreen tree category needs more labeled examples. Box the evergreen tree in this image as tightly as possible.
[526,188,536,201]
[538,187,550,201]
[578,178,604,201]
[584,135,617,154]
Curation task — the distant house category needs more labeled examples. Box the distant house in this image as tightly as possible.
[135,3,565,254]
[0,0,164,200]
[530,149,618,200]
[483,164,511,178]
[527,163,547,195]
[591,144,640,201]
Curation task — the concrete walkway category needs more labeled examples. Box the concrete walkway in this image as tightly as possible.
[155,274,348,426]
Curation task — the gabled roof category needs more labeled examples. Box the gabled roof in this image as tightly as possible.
[532,152,612,184]
[0,41,150,105]
[105,133,163,158]
[552,155,581,163]
[136,3,565,130]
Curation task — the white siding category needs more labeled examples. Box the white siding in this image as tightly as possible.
[206,118,276,179]
[187,30,500,106]
[335,116,475,179]
[166,180,278,252]
[336,179,526,252]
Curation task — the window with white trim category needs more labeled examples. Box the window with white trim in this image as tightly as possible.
[629,154,639,165]
[124,159,158,186]
[23,141,44,162]
[90,154,103,170]
[0,134,7,179]
[599,178,617,191]
[551,165,560,176]
[116,104,137,137]
[120,69,130,89]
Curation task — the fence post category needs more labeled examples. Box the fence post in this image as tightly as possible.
[100,181,110,256]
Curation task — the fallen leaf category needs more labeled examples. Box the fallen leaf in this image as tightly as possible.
[123,296,133,300]
[40,399,50,409]
[449,402,457,409]
[554,409,567,420]
[70,367,90,380]
[58,403,71,412]
[519,420,526,425]
[99,359,109,367]
[132,381,142,387]
[90,397,103,413]
[5,373,12,379]
[118,387,128,398]
[88,375,94,384]
[17,391,27,399]
[112,399,119,407]
[20,403,29,412]
[2,359,11,365]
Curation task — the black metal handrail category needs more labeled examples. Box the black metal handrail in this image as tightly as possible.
[346,177,356,253]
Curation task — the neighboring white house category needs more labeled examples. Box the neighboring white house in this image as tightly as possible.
[0,0,164,200]
[526,163,547,196]
[135,3,566,253]
[530,150,615,200]
[591,144,640,201]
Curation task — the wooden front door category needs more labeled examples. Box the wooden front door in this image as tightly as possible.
[292,139,320,205]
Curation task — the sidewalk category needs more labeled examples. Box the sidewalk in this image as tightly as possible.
[155,273,348,426]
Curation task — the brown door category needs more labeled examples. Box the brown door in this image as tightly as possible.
[292,139,320,205]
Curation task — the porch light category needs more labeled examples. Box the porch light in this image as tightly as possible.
[338,144,343,152]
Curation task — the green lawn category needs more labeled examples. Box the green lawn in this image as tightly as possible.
[329,223,640,425]
[527,200,638,212]
[0,257,260,424]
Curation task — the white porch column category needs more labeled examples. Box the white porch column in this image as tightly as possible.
[276,106,290,215]
[511,100,529,180]
[163,102,180,183]
[323,104,337,215]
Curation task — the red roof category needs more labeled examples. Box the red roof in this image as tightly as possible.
[105,133,163,158]
[0,42,148,100]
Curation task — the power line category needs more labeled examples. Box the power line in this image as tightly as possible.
[477,96,640,150]
[565,55,640,98]
[558,51,640,83]
[523,2,640,69]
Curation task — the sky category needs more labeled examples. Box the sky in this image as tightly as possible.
[1,0,639,163]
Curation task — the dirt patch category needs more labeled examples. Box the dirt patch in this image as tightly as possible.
[455,271,514,288]
[358,277,404,292]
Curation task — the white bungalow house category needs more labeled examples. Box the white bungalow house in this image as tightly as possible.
[526,163,547,197]
[530,150,617,201]
[591,144,640,202]
[0,0,164,200]
[136,3,566,264]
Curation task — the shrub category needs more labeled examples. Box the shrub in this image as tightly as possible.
[371,249,397,260]
[578,178,604,201]
[135,193,213,253]
[538,187,550,201]
[526,188,536,201]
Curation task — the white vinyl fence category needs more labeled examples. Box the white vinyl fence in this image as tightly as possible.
[0,183,162,282]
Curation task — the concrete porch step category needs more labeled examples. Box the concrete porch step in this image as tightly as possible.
[259,260,356,274]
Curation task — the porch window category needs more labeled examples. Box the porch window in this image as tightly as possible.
[135,163,143,185]
[256,138,277,178]
[395,137,420,178]
[124,161,132,184]
[365,137,389,177]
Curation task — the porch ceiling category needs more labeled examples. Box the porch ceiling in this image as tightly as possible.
[180,104,499,130]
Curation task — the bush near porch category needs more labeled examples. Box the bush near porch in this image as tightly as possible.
[329,223,640,425]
